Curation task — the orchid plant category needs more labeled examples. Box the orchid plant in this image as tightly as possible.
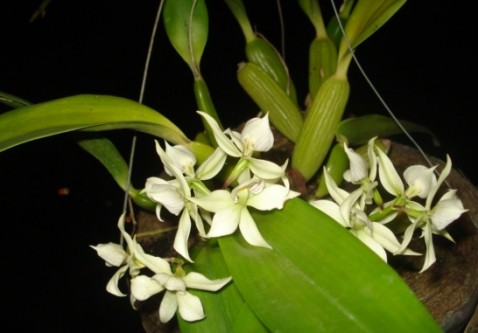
[0,0,468,332]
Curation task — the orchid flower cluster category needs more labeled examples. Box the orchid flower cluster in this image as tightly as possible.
[91,111,300,323]
[310,138,467,272]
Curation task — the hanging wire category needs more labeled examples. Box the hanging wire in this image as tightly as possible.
[329,0,436,170]
[120,0,165,244]
[276,0,286,59]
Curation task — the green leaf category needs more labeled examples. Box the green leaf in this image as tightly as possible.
[162,0,222,140]
[339,0,407,60]
[336,114,440,146]
[0,94,189,152]
[163,0,208,77]
[336,0,406,75]
[179,241,267,333]
[219,198,442,332]
[0,91,32,109]
[77,137,156,210]
[231,302,269,333]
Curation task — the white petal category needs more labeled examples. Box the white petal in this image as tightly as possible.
[130,275,164,301]
[190,204,206,237]
[155,140,184,179]
[177,291,205,322]
[106,265,129,297]
[247,184,289,211]
[155,204,164,222]
[403,165,437,199]
[197,111,241,157]
[367,137,378,181]
[207,205,241,237]
[227,129,245,152]
[309,200,348,227]
[396,222,418,254]
[155,141,191,194]
[353,229,388,262]
[159,291,179,323]
[239,208,272,248]
[431,196,467,230]
[433,228,455,243]
[133,238,172,274]
[419,224,436,273]
[145,183,185,216]
[116,213,134,250]
[370,223,419,255]
[195,148,227,180]
[90,243,127,267]
[164,141,197,176]
[155,273,187,291]
[323,167,350,204]
[440,188,458,200]
[183,272,232,291]
[144,176,169,192]
[376,147,404,196]
[343,143,367,182]
[191,190,235,213]
[249,158,285,180]
[241,113,274,153]
[173,210,193,262]
[425,154,452,209]
[339,188,363,227]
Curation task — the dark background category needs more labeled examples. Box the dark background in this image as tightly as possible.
[1,1,476,332]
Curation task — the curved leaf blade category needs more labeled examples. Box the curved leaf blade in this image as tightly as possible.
[0,91,31,109]
[336,114,440,146]
[338,0,406,62]
[163,0,208,75]
[77,137,156,210]
[0,94,189,152]
[219,198,441,332]
[179,241,268,333]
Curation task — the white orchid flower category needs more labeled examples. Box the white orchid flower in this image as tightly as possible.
[162,141,197,178]
[398,155,467,272]
[191,178,300,248]
[90,214,145,296]
[199,111,273,157]
[142,141,210,262]
[90,241,131,297]
[376,144,439,202]
[310,168,419,262]
[92,242,127,267]
[143,175,201,263]
[198,111,285,184]
[342,138,379,207]
[343,138,377,183]
[130,248,231,323]
[162,141,227,186]
[376,144,438,201]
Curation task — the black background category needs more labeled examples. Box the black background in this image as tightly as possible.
[1,1,476,332]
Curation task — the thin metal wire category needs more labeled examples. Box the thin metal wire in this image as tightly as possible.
[329,0,435,170]
[120,0,165,244]
[276,0,286,59]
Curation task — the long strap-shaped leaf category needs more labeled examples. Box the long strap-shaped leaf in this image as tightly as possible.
[0,94,189,152]
[179,241,268,333]
[219,198,441,332]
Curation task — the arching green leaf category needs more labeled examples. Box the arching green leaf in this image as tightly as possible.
[0,94,189,152]
[219,198,441,332]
